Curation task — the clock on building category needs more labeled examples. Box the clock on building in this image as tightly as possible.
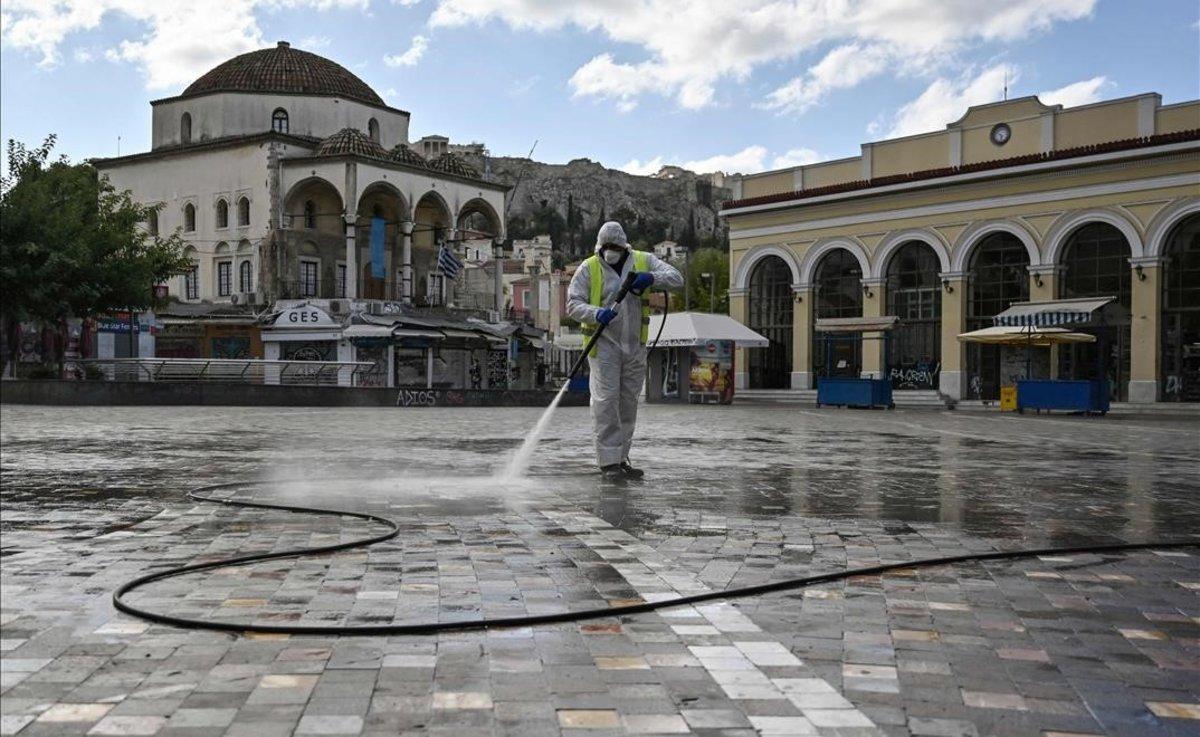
[990,123,1012,146]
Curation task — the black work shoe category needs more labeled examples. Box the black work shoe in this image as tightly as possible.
[620,462,645,479]
[600,464,626,481]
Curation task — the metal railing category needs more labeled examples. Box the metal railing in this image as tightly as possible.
[82,358,376,386]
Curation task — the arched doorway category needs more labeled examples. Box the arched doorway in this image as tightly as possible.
[966,232,1029,399]
[812,249,862,383]
[747,256,792,389]
[885,242,941,390]
[1161,214,1200,402]
[357,183,408,300]
[1058,222,1132,401]
[414,192,452,305]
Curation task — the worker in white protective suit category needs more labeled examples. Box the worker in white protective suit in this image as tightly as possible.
[567,221,683,480]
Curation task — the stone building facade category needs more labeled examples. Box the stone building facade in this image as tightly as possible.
[93,41,507,310]
[722,93,1199,404]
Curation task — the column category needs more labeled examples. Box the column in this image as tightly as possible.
[400,220,414,304]
[343,163,358,300]
[1028,266,1061,379]
[1128,257,1163,403]
[793,285,813,389]
[860,278,886,379]
[343,214,358,300]
[937,271,968,399]
[728,288,749,389]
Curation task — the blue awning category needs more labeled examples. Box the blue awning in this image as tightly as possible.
[993,297,1115,327]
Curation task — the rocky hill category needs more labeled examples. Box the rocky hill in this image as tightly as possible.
[460,154,730,260]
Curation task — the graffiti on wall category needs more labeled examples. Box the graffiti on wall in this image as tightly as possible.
[889,362,940,390]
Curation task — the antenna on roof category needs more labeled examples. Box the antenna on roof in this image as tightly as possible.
[1003,69,1008,101]
[117,136,121,156]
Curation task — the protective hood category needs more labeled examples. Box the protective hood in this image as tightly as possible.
[595,221,630,253]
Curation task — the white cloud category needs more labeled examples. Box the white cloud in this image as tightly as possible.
[886,64,1017,137]
[429,0,1096,110]
[884,66,1113,138]
[619,156,667,176]
[383,35,428,67]
[619,145,821,176]
[72,47,94,63]
[760,43,893,115]
[682,146,770,174]
[1040,75,1109,107]
[0,0,365,90]
[771,147,823,169]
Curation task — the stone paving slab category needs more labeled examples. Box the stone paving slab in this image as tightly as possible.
[3,405,1199,736]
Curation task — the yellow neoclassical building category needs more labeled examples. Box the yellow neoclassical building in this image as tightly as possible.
[722,93,1199,404]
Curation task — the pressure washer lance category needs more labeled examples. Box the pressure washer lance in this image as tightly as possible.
[564,269,669,381]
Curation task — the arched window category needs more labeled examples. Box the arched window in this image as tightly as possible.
[184,263,199,300]
[885,242,942,389]
[237,197,250,227]
[216,199,229,229]
[272,108,289,134]
[183,203,196,232]
[180,112,192,144]
[368,117,379,143]
[239,260,253,293]
[304,200,316,229]
[966,232,1029,400]
[1161,214,1200,402]
[146,210,159,236]
[747,256,793,389]
[1059,222,1132,400]
[813,250,863,382]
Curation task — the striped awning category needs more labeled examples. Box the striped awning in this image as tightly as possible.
[993,297,1115,327]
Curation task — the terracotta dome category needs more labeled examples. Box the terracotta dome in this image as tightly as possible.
[181,41,384,107]
[315,128,387,158]
[428,152,479,178]
[389,144,428,167]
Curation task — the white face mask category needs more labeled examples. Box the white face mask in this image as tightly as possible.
[602,248,623,265]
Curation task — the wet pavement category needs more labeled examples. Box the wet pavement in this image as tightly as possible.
[1,404,1198,736]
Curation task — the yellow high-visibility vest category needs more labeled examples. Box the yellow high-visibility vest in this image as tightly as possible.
[581,251,650,357]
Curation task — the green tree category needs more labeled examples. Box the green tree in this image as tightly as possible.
[671,247,729,313]
[1,135,190,371]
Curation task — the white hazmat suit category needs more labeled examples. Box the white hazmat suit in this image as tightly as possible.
[567,222,683,468]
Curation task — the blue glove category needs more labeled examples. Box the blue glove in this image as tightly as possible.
[629,272,654,295]
[596,307,618,326]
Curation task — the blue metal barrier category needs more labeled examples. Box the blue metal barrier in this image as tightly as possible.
[1017,379,1109,414]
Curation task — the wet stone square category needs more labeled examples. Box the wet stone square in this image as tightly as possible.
[1,404,1198,737]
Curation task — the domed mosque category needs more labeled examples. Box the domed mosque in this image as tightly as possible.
[95,41,505,322]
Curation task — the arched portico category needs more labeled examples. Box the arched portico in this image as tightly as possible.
[951,220,1040,273]
[355,181,410,299]
[732,244,801,291]
[1043,208,1144,265]
[1145,197,1200,258]
[872,229,950,279]
[414,190,454,305]
[799,237,870,286]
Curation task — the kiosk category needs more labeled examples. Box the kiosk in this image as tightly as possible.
[814,316,898,409]
[645,312,769,404]
[959,296,1116,415]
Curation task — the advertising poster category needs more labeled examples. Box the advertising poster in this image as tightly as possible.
[689,339,734,404]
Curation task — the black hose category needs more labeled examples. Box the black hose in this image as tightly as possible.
[113,480,1198,636]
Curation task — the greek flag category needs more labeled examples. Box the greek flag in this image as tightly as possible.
[438,244,463,280]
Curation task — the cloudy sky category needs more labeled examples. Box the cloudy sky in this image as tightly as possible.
[1,0,1196,176]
